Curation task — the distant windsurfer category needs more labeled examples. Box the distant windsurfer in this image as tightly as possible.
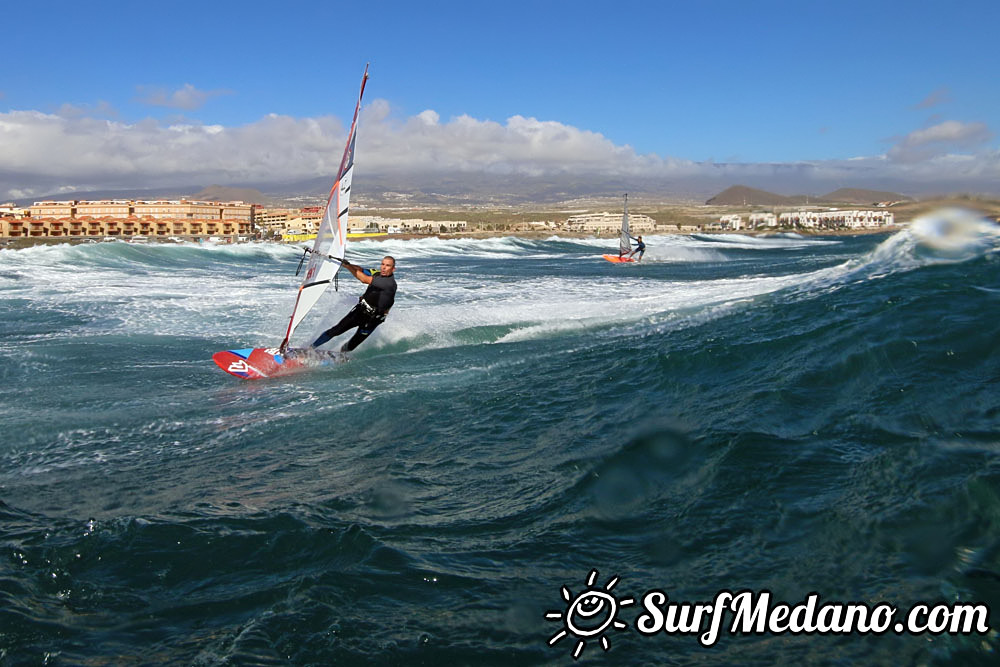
[628,235,646,261]
[312,256,397,354]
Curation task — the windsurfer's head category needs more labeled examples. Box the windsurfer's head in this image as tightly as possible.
[380,256,396,276]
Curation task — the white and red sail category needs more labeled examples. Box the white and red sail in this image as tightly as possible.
[618,194,632,256]
[281,64,369,349]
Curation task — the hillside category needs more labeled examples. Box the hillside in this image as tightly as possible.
[12,185,275,207]
[707,185,911,206]
[820,188,912,204]
[192,185,269,203]
[705,186,796,206]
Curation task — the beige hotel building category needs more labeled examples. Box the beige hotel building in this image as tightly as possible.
[0,199,256,239]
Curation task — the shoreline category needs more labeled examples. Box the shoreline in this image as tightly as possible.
[292,225,904,244]
[0,226,904,250]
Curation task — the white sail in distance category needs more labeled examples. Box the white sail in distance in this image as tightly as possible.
[281,64,369,349]
[618,194,632,256]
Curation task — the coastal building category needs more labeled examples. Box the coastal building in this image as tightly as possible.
[255,208,293,237]
[264,211,471,240]
[715,209,895,230]
[131,200,253,222]
[255,206,323,238]
[29,199,254,223]
[3,199,257,239]
[0,217,25,237]
[749,212,778,228]
[0,202,27,218]
[255,208,293,227]
[353,216,467,234]
[839,210,895,228]
[719,214,744,230]
[3,215,253,238]
[564,211,657,233]
[75,200,132,218]
[775,209,894,229]
[30,201,76,218]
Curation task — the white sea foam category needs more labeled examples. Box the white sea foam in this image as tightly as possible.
[7,221,988,356]
[0,234,819,354]
[374,269,812,351]
[349,235,544,259]
[691,233,841,249]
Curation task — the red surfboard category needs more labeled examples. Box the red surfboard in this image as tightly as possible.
[212,347,337,380]
[602,254,635,263]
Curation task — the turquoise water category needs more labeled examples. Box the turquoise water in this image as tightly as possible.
[2,209,999,664]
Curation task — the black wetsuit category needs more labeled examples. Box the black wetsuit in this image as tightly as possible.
[630,236,646,259]
[313,271,397,351]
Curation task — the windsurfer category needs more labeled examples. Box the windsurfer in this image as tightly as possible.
[312,256,397,353]
[628,235,646,261]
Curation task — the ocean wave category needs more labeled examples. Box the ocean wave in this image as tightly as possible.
[3,222,999,664]
[0,239,297,266]
[692,233,842,249]
[0,232,844,274]
[738,209,1000,307]
[877,208,1000,267]
[801,209,1000,291]
[568,427,707,522]
[5,217,996,362]
[349,235,550,259]
[0,505,409,662]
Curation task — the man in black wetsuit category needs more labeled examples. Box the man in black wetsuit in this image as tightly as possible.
[628,235,646,261]
[312,255,397,354]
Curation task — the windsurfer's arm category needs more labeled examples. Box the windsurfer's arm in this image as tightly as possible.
[341,260,374,284]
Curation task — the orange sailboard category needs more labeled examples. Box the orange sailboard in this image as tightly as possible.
[602,254,635,263]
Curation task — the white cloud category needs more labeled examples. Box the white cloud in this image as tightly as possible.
[888,120,993,163]
[415,109,439,125]
[359,110,666,177]
[0,104,998,201]
[136,83,230,110]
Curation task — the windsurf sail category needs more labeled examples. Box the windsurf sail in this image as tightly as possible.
[281,64,369,349]
[618,193,631,256]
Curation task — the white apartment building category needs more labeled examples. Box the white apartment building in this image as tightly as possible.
[719,214,744,230]
[354,216,467,233]
[777,209,894,229]
[749,212,778,228]
[564,211,657,233]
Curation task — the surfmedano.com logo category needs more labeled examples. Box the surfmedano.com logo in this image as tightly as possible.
[545,569,634,659]
[545,570,992,659]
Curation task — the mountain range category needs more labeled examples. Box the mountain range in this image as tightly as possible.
[11,178,915,209]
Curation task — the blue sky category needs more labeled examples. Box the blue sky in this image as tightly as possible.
[2,0,998,200]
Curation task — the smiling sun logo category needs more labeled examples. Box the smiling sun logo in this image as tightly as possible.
[545,569,634,659]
